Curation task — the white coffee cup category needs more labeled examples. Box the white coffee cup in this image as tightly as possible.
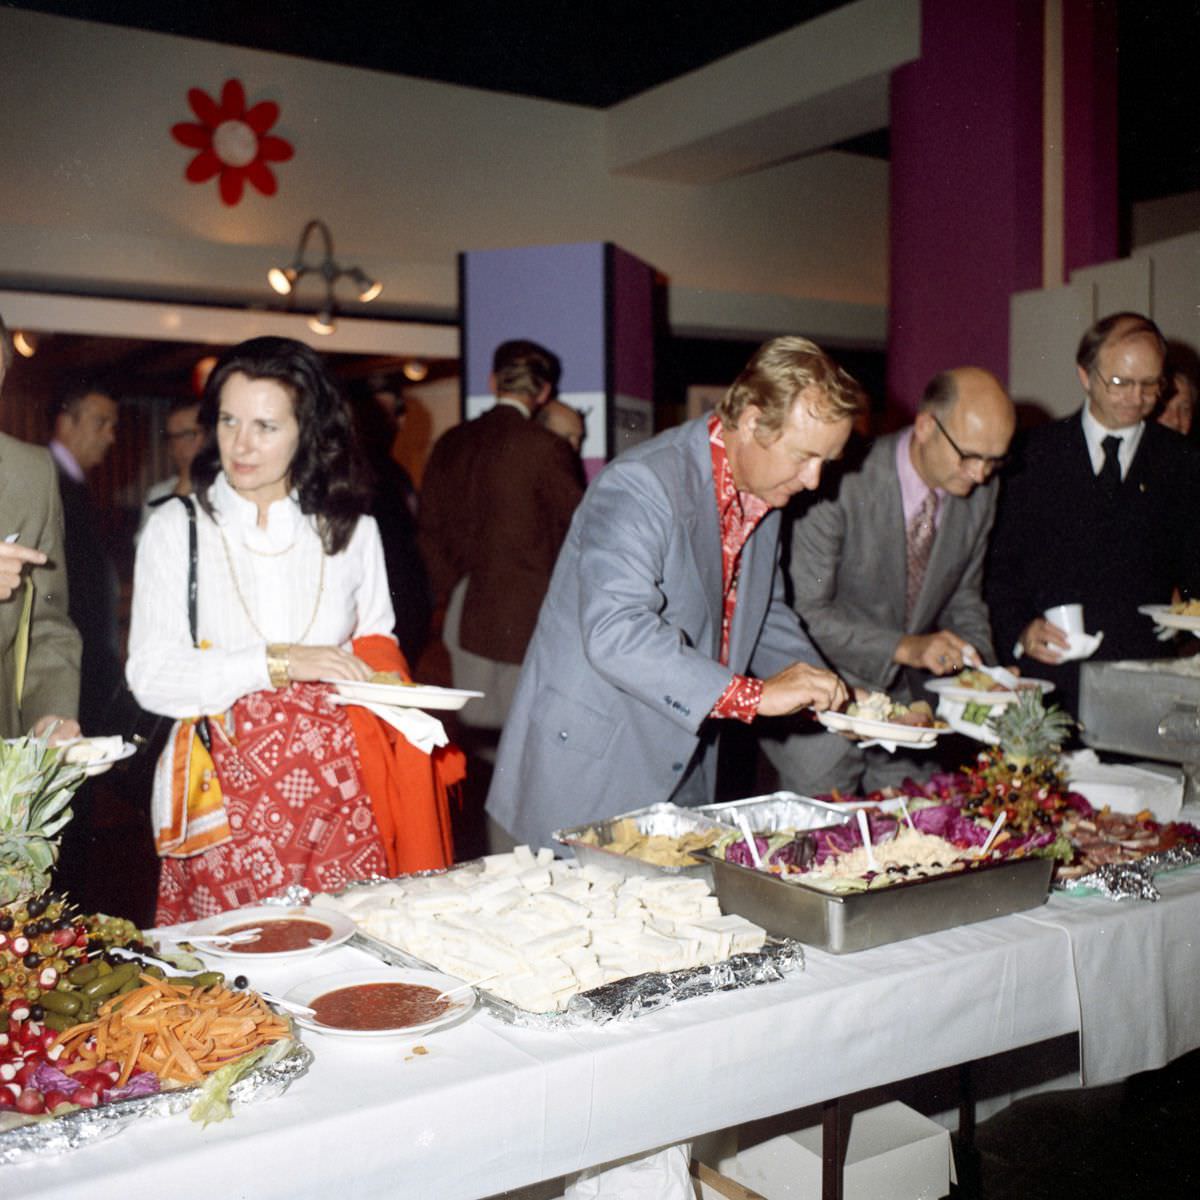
[1044,603,1085,634]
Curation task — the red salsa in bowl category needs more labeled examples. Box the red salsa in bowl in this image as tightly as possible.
[312,982,450,1031]
[221,918,333,954]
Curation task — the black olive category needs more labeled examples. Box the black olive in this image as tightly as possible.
[27,897,47,918]
[29,1004,44,1021]
[0,914,12,932]
[233,975,248,990]
[22,952,39,969]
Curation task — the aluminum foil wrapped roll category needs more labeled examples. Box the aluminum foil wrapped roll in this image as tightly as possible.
[0,1040,312,1166]
[566,940,805,1025]
[1057,842,1200,902]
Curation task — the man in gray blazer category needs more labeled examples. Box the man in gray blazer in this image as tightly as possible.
[486,337,861,850]
[0,315,81,741]
[761,367,1015,795]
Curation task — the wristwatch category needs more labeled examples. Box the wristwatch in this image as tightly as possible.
[266,644,291,689]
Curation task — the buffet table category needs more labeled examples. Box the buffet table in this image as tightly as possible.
[8,865,1200,1200]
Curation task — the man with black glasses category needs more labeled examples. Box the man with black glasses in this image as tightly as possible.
[986,312,1200,714]
[761,367,1015,796]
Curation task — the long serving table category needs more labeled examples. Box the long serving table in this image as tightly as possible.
[8,865,1200,1200]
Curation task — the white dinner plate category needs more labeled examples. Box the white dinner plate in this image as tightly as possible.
[60,738,138,776]
[184,904,356,961]
[283,966,476,1038]
[817,711,946,746]
[323,679,484,710]
[1138,604,1200,632]
[924,677,1055,705]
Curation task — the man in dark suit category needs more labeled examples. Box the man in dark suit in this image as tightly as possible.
[0,315,80,741]
[418,339,584,733]
[48,381,121,732]
[761,367,1015,795]
[986,312,1200,714]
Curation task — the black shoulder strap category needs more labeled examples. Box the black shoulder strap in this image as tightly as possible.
[166,494,200,648]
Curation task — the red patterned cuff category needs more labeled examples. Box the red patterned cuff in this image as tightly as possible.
[711,675,763,723]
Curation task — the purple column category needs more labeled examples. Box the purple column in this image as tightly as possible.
[888,0,1045,415]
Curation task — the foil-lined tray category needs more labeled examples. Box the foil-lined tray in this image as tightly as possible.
[308,865,804,1030]
[554,802,731,885]
[0,1038,312,1166]
[350,926,803,1029]
[696,791,887,832]
[1057,841,1200,901]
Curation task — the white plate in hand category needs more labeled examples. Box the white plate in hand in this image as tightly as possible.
[60,738,138,776]
[816,711,946,746]
[323,679,484,710]
[1138,604,1200,632]
[283,966,476,1038]
[925,677,1055,705]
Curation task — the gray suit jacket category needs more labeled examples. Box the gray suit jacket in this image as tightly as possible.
[486,416,823,849]
[763,431,998,785]
[0,434,81,738]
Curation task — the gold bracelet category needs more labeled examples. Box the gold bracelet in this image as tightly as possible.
[266,643,291,689]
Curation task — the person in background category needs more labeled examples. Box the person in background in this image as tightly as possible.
[760,368,1015,796]
[347,375,431,668]
[128,336,461,924]
[537,398,587,488]
[48,380,120,734]
[418,339,582,737]
[138,397,203,532]
[1157,344,1199,438]
[986,312,1200,714]
[0,314,80,742]
[487,336,858,851]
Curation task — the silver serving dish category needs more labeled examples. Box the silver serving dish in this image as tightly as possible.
[695,840,1054,954]
[554,802,730,886]
[696,791,868,832]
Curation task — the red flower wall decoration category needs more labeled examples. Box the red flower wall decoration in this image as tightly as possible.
[171,79,294,206]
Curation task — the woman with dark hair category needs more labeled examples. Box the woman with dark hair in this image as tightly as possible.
[128,337,459,924]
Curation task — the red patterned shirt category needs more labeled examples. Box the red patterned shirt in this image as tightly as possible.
[707,414,769,722]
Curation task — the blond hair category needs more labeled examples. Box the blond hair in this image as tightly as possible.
[717,336,863,441]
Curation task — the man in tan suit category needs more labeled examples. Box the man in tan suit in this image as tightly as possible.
[0,315,81,740]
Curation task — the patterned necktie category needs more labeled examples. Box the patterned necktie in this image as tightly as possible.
[1099,434,1123,495]
[905,489,937,623]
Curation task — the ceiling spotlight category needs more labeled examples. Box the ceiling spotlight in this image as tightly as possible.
[11,330,36,358]
[401,360,429,382]
[266,219,382,336]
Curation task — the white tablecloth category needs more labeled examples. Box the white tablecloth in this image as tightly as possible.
[8,865,1200,1200]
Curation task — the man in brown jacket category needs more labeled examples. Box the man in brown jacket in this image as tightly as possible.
[419,340,583,738]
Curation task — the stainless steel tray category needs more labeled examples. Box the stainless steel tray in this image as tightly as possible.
[554,802,730,886]
[696,791,863,832]
[695,846,1054,954]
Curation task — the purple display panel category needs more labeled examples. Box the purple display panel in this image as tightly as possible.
[887,0,1045,415]
[461,243,606,420]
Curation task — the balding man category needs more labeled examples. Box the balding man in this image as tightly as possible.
[987,312,1200,713]
[762,367,1015,796]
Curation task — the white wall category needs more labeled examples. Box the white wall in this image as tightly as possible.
[0,9,888,346]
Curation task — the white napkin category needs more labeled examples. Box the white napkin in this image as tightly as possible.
[935,696,1000,744]
[1048,630,1104,662]
[327,694,448,754]
[1064,749,1183,822]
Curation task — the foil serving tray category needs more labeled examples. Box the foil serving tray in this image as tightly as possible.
[554,802,731,886]
[696,791,887,832]
[694,844,1054,954]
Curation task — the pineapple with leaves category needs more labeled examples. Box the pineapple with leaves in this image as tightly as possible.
[0,736,86,907]
[958,691,1077,831]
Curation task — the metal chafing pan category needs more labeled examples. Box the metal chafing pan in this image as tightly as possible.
[554,802,730,885]
[695,840,1054,954]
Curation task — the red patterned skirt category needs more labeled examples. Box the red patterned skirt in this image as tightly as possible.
[156,683,388,925]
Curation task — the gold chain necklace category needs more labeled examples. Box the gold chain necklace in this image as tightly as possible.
[217,522,325,644]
